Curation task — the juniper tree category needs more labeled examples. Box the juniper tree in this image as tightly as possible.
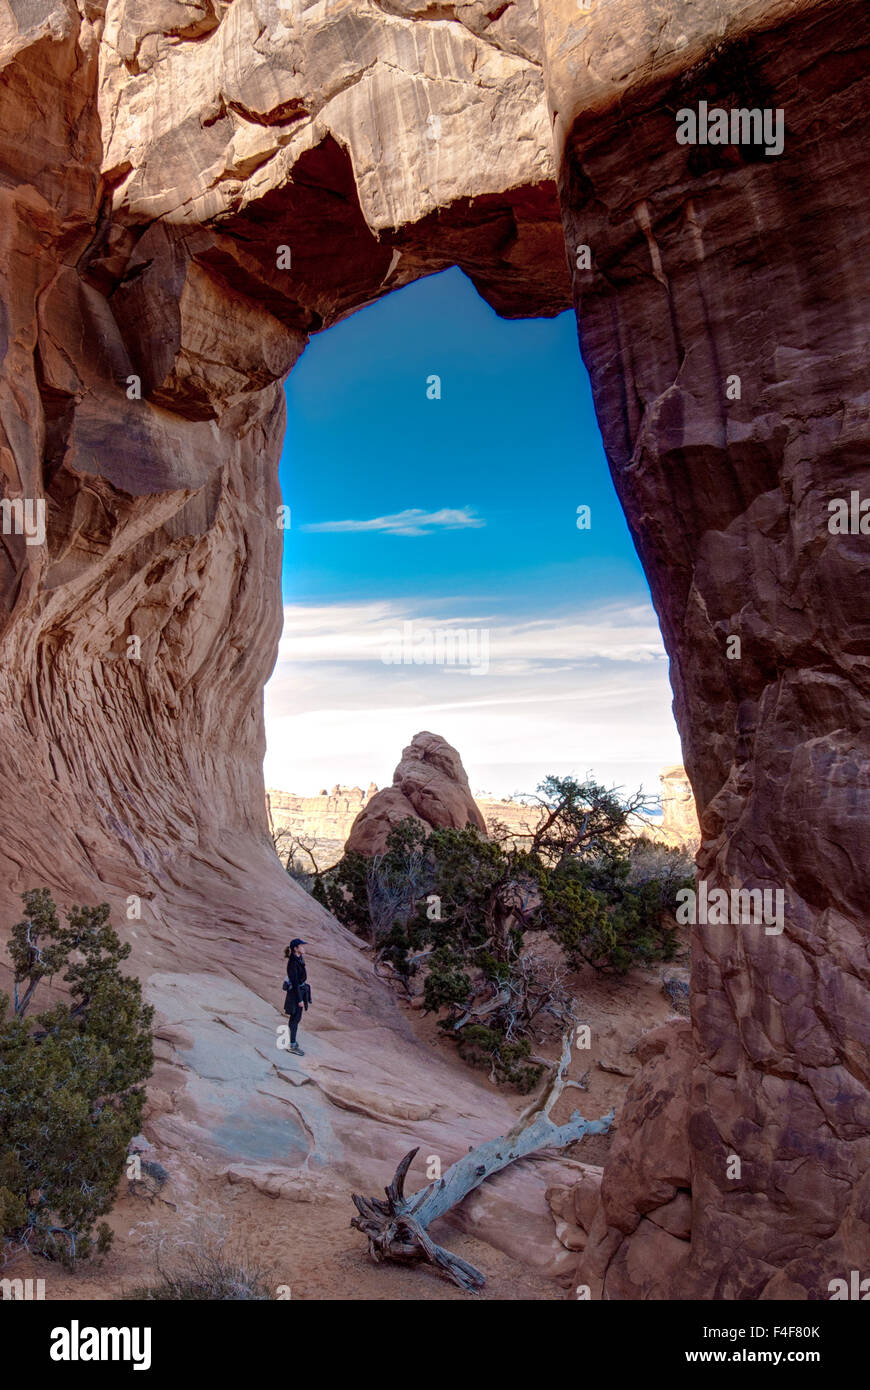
[543,839,692,973]
[0,888,154,1265]
[320,777,693,1088]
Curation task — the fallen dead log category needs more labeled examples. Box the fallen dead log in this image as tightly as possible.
[350,1033,614,1291]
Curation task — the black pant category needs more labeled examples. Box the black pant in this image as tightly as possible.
[285,1004,302,1045]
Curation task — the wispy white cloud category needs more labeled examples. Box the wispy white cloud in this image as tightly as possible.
[273,598,665,666]
[264,597,684,797]
[299,507,485,536]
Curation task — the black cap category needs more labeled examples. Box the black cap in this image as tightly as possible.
[289,938,307,949]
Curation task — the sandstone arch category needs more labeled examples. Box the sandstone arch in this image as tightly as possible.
[0,0,867,1297]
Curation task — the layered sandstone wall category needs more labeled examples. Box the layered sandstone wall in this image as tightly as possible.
[267,783,374,841]
[0,0,866,1300]
[656,766,700,851]
[545,0,870,1298]
[0,0,577,1279]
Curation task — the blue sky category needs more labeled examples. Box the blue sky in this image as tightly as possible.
[264,267,683,801]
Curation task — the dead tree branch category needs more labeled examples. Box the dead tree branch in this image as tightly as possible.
[351,1032,613,1291]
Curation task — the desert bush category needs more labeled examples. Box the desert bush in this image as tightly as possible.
[421,946,471,1014]
[543,840,691,974]
[312,846,370,935]
[127,1157,170,1202]
[526,774,647,868]
[0,889,154,1266]
[126,1215,280,1300]
[271,828,322,893]
[319,778,694,1087]
[314,818,436,956]
[454,1026,543,1093]
[662,973,691,1015]
[365,819,435,947]
[625,837,696,890]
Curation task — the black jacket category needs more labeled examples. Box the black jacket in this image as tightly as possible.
[283,954,309,1014]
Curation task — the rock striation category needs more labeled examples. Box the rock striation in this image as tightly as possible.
[0,0,867,1299]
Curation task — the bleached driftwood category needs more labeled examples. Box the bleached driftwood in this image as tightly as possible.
[351,1033,614,1291]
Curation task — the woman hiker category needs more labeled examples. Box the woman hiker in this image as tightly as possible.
[282,938,310,1056]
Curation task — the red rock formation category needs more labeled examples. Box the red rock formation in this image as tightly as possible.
[657,766,701,851]
[345,732,487,856]
[577,1024,695,1298]
[269,780,549,859]
[0,0,868,1300]
[546,0,870,1298]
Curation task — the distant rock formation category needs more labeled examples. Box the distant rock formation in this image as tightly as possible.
[476,795,545,841]
[655,767,700,852]
[478,767,701,853]
[267,777,544,862]
[266,775,533,868]
[345,732,487,856]
[267,762,700,864]
[267,783,376,842]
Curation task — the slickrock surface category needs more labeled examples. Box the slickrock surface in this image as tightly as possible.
[0,0,867,1299]
[344,731,487,855]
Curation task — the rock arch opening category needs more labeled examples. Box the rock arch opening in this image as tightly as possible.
[264,263,683,809]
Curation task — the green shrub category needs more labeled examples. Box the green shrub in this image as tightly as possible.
[422,947,471,1014]
[312,849,371,936]
[542,843,690,973]
[455,1026,543,1093]
[0,889,154,1266]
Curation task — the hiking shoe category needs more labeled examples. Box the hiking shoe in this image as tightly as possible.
[290,1043,305,1056]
